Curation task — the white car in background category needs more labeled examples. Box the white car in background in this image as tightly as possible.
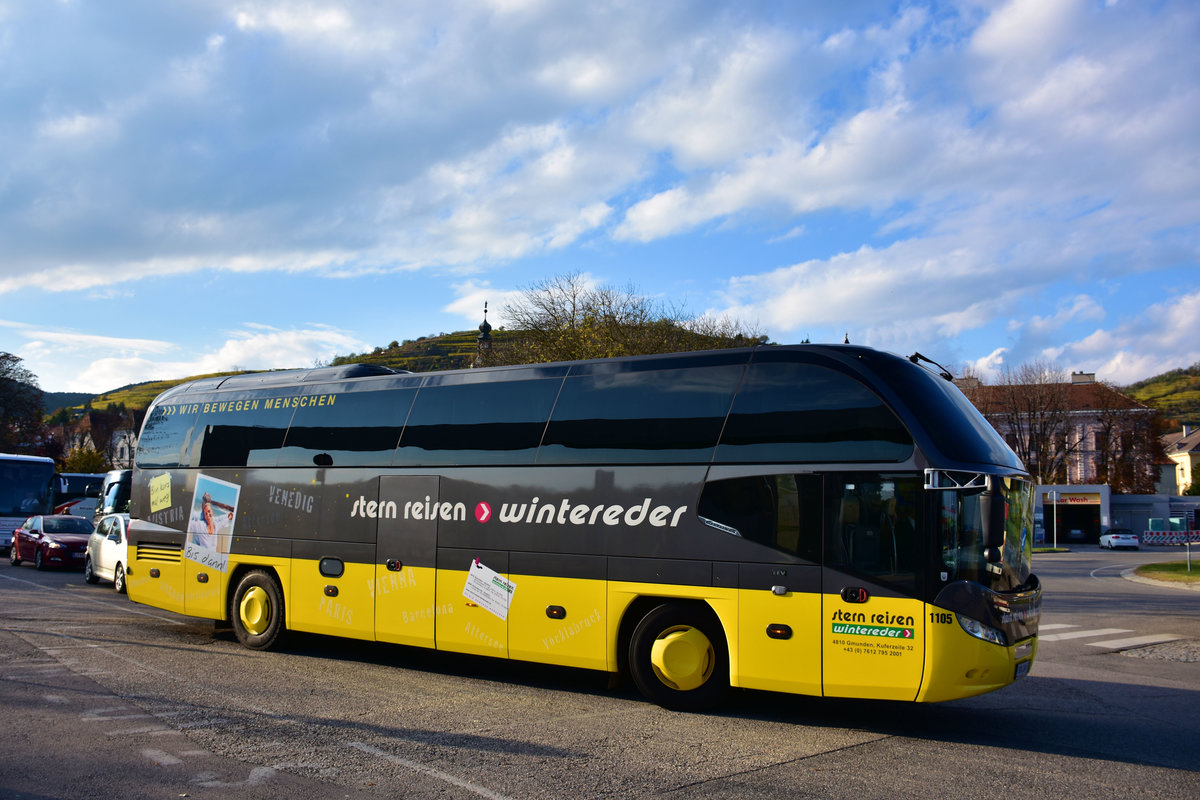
[1099,528,1140,551]
[84,513,130,593]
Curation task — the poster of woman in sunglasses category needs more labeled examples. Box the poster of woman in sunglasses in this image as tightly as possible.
[185,474,240,572]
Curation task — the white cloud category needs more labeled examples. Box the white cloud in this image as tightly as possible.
[23,324,368,394]
[627,29,795,168]
[1,1,1197,393]
[444,281,524,330]
[37,112,116,141]
[1053,290,1200,383]
[972,0,1085,63]
[970,348,1010,381]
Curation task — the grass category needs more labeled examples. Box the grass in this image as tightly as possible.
[1135,560,1200,584]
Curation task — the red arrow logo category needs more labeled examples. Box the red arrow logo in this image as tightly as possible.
[475,502,492,523]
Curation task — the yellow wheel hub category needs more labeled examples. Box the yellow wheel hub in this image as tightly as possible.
[239,586,272,636]
[649,625,714,691]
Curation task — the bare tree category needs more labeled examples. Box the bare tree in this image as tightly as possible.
[1087,381,1165,494]
[492,272,764,365]
[971,361,1079,484]
[967,361,1164,491]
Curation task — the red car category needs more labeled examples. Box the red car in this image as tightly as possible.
[9,515,94,570]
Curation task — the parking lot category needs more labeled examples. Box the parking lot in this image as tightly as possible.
[2,549,1199,799]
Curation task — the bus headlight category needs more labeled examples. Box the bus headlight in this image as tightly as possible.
[956,613,1006,646]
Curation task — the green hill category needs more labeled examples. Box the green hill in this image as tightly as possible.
[66,331,489,413]
[88,375,245,412]
[1126,364,1200,427]
[330,331,482,372]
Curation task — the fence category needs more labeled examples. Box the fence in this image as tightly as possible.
[1140,531,1200,546]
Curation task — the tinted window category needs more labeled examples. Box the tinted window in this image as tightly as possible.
[279,384,415,467]
[698,473,822,562]
[396,375,561,466]
[192,390,302,468]
[101,477,130,515]
[0,460,54,515]
[538,362,743,464]
[865,352,1023,470]
[826,473,920,593]
[136,403,200,469]
[45,517,94,534]
[716,360,913,463]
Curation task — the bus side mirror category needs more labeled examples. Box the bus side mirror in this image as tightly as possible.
[980,477,1007,552]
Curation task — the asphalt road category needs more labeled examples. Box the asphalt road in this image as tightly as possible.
[2,547,1198,800]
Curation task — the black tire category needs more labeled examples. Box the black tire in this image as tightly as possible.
[83,557,99,584]
[34,549,45,571]
[628,602,729,711]
[10,545,20,567]
[230,570,286,650]
[114,563,126,595]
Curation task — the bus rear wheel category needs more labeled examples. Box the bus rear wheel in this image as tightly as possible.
[230,570,286,650]
[628,602,729,711]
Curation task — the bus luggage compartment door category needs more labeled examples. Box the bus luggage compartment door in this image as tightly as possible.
[735,563,822,696]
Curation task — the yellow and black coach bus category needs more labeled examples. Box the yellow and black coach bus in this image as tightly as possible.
[126,344,1040,710]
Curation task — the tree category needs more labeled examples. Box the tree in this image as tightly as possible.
[0,352,47,454]
[62,446,108,473]
[962,361,1078,484]
[493,272,765,366]
[84,404,128,467]
[962,360,1163,492]
[1088,381,1167,494]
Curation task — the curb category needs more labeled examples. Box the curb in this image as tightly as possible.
[1121,568,1200,592]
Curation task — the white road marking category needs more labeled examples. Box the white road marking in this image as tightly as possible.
[106,725,174,736]
[1039,628,1132,642]
[349,741,516,800]
[195,766,277,788]
[142,748,183,765]
[1087,634,1184,650]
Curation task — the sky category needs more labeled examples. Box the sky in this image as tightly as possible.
[1,0,1198,395]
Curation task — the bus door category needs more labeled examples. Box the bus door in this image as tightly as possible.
[699,473,823,696]
[375,475,439,648]
[821,473,925,701]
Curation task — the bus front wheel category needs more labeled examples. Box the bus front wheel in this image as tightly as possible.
[628,602,729,711]
[230,570,286,650]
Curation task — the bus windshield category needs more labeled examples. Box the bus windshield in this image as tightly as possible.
[937,476,1035,593]
[0,456,56,516]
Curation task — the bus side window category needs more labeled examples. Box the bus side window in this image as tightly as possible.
[397,376,559,466]
[715,358,914,464]
[539,360,743,464]
[826,474,918,592]
[193,390,297,468]
[698,474,821,561]
[136,404,200,469]
[279,385,415,467]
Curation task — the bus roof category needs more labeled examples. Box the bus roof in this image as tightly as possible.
[140,344,1024,474]
[0,453,55,464]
